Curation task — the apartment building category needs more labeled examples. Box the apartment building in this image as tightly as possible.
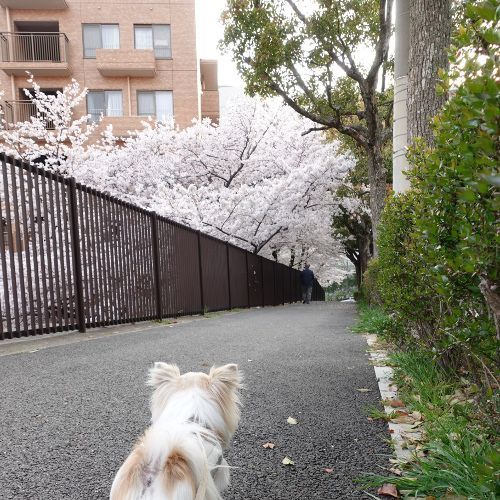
[0,0,219,137]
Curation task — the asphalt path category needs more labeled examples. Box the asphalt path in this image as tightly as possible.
[0,302,390,499]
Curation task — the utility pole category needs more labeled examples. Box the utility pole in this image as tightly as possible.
[393,0,410,192]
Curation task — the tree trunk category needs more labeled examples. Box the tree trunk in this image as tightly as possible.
[366,144,386,255]
[408,0,451,145]
[354,261,362,290]
[359,234,371,280]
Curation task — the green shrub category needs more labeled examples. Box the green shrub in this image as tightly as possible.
[360,259,382,305]
[375,193,441,346]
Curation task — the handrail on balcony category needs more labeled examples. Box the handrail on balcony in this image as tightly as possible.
[0,32,69,64]
[2,100,55,130]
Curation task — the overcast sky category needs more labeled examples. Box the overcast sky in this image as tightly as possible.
[195,0,243,88]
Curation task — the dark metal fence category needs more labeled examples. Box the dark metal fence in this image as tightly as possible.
[0,153,325,339]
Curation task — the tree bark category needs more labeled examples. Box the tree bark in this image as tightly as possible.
[408,0,451,145]
[366,143,386,254]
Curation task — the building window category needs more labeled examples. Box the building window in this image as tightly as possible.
[82,24,120,58]
[134,25,171,59]
[137,91,173,121]
[87,90,123,122]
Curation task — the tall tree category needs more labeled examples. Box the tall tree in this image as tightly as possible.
[407,0,452,145]
[221,0,394,253]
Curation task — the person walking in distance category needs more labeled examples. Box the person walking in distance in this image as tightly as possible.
[300,263,314,304]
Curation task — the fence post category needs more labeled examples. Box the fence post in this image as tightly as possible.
[150,212,162,320]
[68,178,86,333]
[226,243,232,310]
[260,255,265,307]
[281,264,285,305]
[197,231,205,314]
[245,252,250,308]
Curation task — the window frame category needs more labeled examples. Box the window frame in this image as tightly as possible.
[133,24,172,59]
[82,23,120,59]
[136,90,174,121]
[86,89,123,122]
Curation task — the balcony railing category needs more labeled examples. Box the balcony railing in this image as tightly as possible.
[88,108,123,123]
[0,32,68,64]
[3,100,55,130]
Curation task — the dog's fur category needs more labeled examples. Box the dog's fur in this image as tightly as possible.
[110,363,242,500]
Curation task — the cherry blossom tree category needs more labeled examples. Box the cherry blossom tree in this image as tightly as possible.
[0,79,357,284]
[79,97,355,282]
[0,76,96,173]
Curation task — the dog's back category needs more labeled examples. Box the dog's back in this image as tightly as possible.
[110,422,224,500]
[110,364,241,500]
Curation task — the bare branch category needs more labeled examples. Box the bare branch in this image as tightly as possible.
[367,0,394,87]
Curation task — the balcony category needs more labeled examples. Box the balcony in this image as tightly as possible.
[96,49,156,77]
[201,90,220,123]
[0,0,68,8]
[0,32,70,77]
[200,59,219,123]
[2,100,55,129]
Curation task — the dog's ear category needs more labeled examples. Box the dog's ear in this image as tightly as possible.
[147,362,180,388]
[209,364,242,390]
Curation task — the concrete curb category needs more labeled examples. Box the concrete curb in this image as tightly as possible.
[366,334,423,465]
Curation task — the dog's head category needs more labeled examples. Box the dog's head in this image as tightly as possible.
[148,363,242,446]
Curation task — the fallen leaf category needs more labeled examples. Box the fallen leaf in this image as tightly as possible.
[391,415,415,424]
[389,467,403,476]
[356,388,371,392]
[377,483,399,498]
[393,410,409,417]
[323,468,334,474]
[282,456,295,465]
[287,417,298,425]
[263,442,275,449]
[389,399,405,408]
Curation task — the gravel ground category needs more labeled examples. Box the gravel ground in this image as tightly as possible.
[0,302,390,500]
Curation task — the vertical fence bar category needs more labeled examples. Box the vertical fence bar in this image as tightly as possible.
[25,161,43,333]
[68,178,85,333]
[17,159,36,334]
[11,159,28,334]
[245,252,250,308]
[2,155,20,335]
[151,212,162,320]
[197,231,205,314]
[226,242,232,310]
[260,255,265,307]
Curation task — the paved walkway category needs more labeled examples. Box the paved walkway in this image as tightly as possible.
[0,302,390,499]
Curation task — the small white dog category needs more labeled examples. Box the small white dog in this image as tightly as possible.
[110,363,242,500]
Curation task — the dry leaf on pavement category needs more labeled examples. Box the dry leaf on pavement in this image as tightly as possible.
[263,442,275,449]
[282,456,295,465]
